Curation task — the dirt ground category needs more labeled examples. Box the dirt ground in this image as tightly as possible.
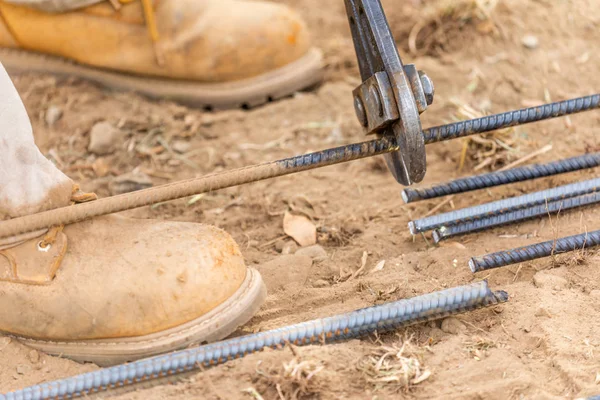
[1,0,600,398]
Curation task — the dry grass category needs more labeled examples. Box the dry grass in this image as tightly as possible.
[451,99,522,172]
[463,336,497,361]
[253,350,325,400]
[357,334,431,392]
[400,0,501,56]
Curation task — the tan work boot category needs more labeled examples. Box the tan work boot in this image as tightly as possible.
[0,63,267,366]
[0,0,323,109]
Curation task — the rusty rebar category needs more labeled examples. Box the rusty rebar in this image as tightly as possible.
[0,95,598,239]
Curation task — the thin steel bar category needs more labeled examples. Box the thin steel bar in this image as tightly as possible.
[423,94,600,143]
[402,153,600,203]
[408,178,600,234]
[432,191,600,243]
[469,230,600,272]
[2,281,508,400]
[0,95,598,240]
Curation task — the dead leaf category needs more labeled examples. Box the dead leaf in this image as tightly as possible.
[352,251,369,279]
[92,158,110,177]
[283,211,316,247]
[370,260,386,273]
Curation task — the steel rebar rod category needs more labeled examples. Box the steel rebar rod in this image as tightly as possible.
[422,94,599,143]
[402,152,600,203]
[469,230,600,272]
[408,178,600,234]
[2,281,508,400]
[0,95,598,240]
[432,191,600,243]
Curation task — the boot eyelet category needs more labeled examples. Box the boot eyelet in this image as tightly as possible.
[37,241,52,252]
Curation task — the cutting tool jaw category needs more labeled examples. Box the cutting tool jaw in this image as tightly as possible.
[344,0,434,185]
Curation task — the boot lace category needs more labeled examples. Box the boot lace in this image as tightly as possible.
[38,185,98,250]
[111,0,164,66]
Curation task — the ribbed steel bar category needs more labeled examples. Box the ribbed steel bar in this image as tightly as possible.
[469,229,600,272]
[408,178,600,234]
[0,95,598,240]
[2,281,508,400]
[423,94,600,143]
[402,152,600,203]
[0,137,399,240]
[432,191,600,243]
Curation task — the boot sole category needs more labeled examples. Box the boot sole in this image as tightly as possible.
[0,47,324,109]
[10,267,267,367]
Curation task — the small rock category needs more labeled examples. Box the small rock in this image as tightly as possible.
[312,279,330,288]
[16,364,31,375]
[45,105,63,126]
[255,254,312,292]
[274,240,287,253]
[281,241,298,255]
[247,240,259,248]
[28,349,40,364]
[0,336,11,350]
[532,271,568,290]
[184,114,197,127]
[427,327,445,342]
[589,290,600,299]
[88,121,122,155]
[295,244,328,261]
[171,140,191,154]
[521,35,539,49]
[441,317,466,334]
[108,171,153,195]
[344,221,364,235]
[92,158,110,178]
[535,306,552,318]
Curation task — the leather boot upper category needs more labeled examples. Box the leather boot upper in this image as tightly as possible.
[0,0,312,82]
[0,215,248,340]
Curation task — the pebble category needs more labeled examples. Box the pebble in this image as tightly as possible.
[295,244,328,261]
[275,240,297,254]
[441,317,466,334]
[535,306,552,318]
[16,364,31,375]
[45,105,63,126]
[88,121,122,155]
[28,349,40,364]
[344,221,364,235]
[0,336,10,350]
[312,279,330,288]
[171,140,191,154]
[428,327,445,342]
[532,271,568,290]
[589,290,600,299]
[108,171,153,195]
[521,34,539,49]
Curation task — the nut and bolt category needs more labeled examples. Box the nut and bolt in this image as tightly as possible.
[354,95,368,127]
[419,71,434,106]
[369,85,384,117]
